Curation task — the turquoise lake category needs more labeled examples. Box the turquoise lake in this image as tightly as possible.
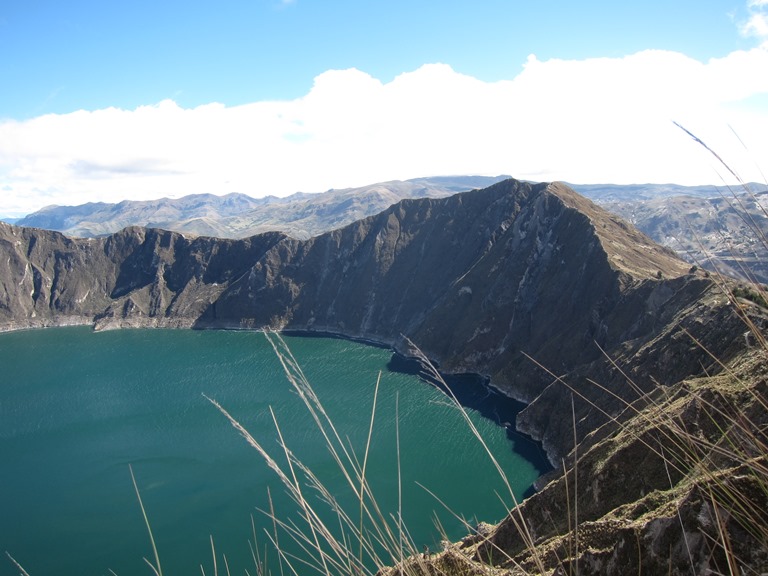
[0,327,543,576]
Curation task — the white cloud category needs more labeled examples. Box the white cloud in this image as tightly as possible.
[742,0,768,43]
[742,13,768,38]
[1,49,768,216]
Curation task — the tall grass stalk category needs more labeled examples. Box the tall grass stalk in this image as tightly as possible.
[129,463,164,576]
[400,337,548,575]
[674,123,768,336]
[359,372,381,565]
[4,553,31,576]
[395,392,404,571]
[569,394,578,576]
[205,333,414,575]
[672,123,768,570]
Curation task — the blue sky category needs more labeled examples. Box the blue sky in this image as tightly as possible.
[1,0,757,118]
[1,0,767,216]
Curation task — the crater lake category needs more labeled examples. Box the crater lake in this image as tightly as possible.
[0,327,544,576]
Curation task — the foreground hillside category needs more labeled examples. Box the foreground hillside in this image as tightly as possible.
[1,178,766,573]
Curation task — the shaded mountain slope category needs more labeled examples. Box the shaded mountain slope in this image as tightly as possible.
[0,223,287,330]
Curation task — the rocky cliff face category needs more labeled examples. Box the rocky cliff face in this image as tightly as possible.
[2,178,765,574]
[0,222,287,330]
[0,179,747,456]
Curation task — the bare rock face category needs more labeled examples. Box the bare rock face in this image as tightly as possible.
[0,179,742,455]
[2,178,765,574]
[0,222,285,330]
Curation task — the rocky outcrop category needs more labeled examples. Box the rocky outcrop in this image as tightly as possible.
[2,178,765,574]
[450,347,768,576]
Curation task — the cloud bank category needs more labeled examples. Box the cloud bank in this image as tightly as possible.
[1,48,767,216]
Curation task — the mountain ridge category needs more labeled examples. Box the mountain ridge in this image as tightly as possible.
[14,177,767,283]
[599,185,768,282]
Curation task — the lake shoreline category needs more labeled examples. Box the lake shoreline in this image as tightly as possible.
[0,319,554,483]
[240,327,554,480]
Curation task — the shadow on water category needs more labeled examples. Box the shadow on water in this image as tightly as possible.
[386,353,553,491]
[282,330,553,497]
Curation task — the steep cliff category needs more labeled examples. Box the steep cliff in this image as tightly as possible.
[0,179,748,458]
[1,178,765,573]
[0,222,286,330]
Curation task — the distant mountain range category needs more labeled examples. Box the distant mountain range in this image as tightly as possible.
[12,175,511,239]
[9,177,768,282]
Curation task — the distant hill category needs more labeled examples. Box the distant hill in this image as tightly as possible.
[575,183,768,283]
[16,175,512,239]
[568,182,733,201]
